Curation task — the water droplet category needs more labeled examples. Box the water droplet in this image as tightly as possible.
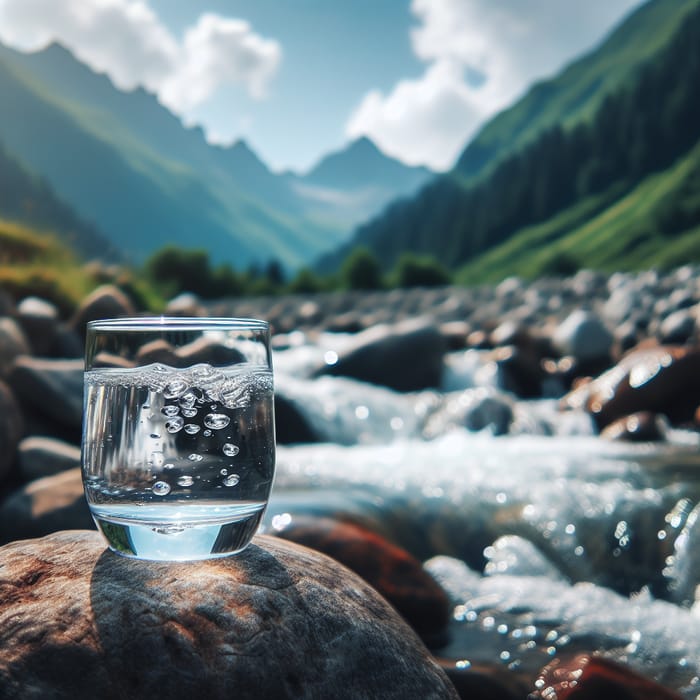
[223,473,240,487]
[223,443,239,457]
[164,379,189,399]
[203,429,212,437]
[188,453,203,462]
[184,424,200,435]
[165,416,184,433]
[152,481,171,496]
[181,407,197,418]
[177,475,194,487]
[161,405,179,417]
[204,413,230,430]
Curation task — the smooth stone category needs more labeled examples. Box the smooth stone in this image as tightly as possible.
[6,357,83,434]
[562,345,700,429]
[658,308,696,344]
[0,318,30,376]
[530,653,684,699]
[16,297,61,357]
[314,317,447,392]
[273,393,322,444]
[70,284,136,340]
[553,310,613,364]
[17,436,81,482]
[164,292,206,317]
[0,531,458,700]
[273,515,451,646]
[0,468,93,545]
[0,380,24,484]
[600,411,667,442]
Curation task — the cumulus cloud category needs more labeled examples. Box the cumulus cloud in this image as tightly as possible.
[347,0,642,171]
[0,0,281,113]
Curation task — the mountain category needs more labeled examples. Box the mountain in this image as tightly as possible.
[0,42,430,270]
[320,0,700,278]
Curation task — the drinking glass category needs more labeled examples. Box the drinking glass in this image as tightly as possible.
[81,317,275,560]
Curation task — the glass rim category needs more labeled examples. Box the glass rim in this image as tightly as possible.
[86,316,269,332]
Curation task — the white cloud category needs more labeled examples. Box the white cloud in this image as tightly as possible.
[0,0,281,113]
[347,0,642,171]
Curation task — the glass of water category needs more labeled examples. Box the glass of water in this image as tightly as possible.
[81,317,275,561]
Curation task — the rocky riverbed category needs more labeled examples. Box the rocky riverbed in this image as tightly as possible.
[1,267,700,698]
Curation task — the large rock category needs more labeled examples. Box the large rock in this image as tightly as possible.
[17,436,82,482]
[0,468,92,544]
[15,296,60,357]
[273,515,450,646]
[314,317,447,392]
[553,310,613,365]
[70,284,136,340]
[0,531,458,700]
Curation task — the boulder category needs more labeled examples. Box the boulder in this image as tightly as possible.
[0,531,458,700]
[70,284,136,340]
[15,296,60,357]
[17,436,82,482]
[530,653,683,699]
[0,380,23,484]
[314,317,447,392]
[273,515,450,646]
[553,310,613,365]
[0,468,92,545]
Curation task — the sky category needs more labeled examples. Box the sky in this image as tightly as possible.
[0,0,645,173]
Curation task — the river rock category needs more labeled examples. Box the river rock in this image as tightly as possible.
[553,310,613,365]
[0,530,458,700]
[657,308,696,345]
[6,357,83,437]
[562,345,700,429]
[0,380,23,484]
[600,411,667,442]
[17,436,81,482]
[70,284,136,340]
[164,292,206,317]
[0,318,30,375]
[313,317,447,392]
[15,296,60,357]
[530,653,684,699]
[273,393,322,444]
[435,659,528,700]
[0,468,92,544]
[272,515,450,646]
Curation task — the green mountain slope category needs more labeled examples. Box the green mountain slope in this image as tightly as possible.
[320,0,700,277]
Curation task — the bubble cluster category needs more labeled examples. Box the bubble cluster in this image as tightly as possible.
[165,416,184,433]
[152,481,171,496]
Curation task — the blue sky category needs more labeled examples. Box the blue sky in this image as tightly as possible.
[0,0,644,172]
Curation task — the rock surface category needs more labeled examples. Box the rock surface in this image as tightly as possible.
[0,530,458,700]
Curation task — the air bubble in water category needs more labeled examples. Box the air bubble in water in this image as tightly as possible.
[161,405,179,417]
[177,475,194,487]
[188,453,203,462]
[203,430,212,437]
[152,481,171,496]
[164,379,189,399]
[165,416,184,433]
[223,443,239,457]
[223,474,240,487]
[164,463,175,470]
[220,468,228,475]
[220,381,248,409]
[184,424,200,435]
[204,413,230,430]
[181,407,197,418]
[180,392,197,409]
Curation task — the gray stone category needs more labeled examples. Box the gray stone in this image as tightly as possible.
[658,309,696,345]
[0,380,23,484]
[17,436,81,482]
[0,531,458,700]
[0,318,30,375]
[0,468,92,544]
[16,296,61,357]
[553,310,613,363]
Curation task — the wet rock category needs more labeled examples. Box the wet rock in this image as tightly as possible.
[6,357,83,437]
[553,310,613,365]
[17,436,81,482]
[435,658,527,700]
[272,515,451,646]
[0,380,23,484]
[0,318,29,376]
[486,345,543,398]
[424,388,514,438]
[0,468,92,544]
[530,653,684,699]
[70,284,136,340]
[562,345,700,430]
[273,393,322,444]
[0,531,458,700]
[164,292,206,317]
[314,317,447,392]
[600,411,667,442]
[15,297,60,357]
[658,309,696,345]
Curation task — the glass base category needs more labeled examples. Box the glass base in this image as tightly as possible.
[90,502,266,561]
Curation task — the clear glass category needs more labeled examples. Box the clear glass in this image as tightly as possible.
[81,317,275,561]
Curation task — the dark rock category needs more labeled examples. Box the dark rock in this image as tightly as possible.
[273,393,322,444]
[0,318,30,376]
[17,436,81,482]
[273,515,450,646]
[486,345,543,398]
[134,338,180,365]
[0,380,23,484]
[177,337,246,366]
[164,292,206,317]
[658,309,696,345]
[70,284,136,340]
[530,653,684,699]
[15,296,60,357]
[314,317,447,392]
[435,659,527,700]
[0,468,93,544]
[0,530,458,700]
[7,357,83,436]
[439,321,470,350]
[562,345,700,429]
[600,411,667,442]
[52,324,84,358]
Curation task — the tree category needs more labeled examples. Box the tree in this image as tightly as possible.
[341,247,383,290]
[391,252,451,288]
